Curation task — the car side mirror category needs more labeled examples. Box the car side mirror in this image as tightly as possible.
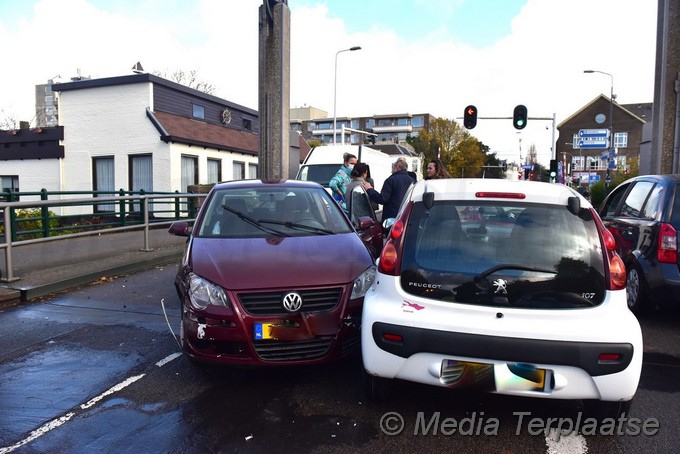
[169,221,191,237]
[358,216,377,230]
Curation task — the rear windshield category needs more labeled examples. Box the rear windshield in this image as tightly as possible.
[399,200,606,309]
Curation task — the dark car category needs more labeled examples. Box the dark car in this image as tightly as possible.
[168,179,379,366]
[598,174,680,314]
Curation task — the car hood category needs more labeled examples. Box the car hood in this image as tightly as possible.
[187,233,373,290]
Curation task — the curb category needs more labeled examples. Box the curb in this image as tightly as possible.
[0,252,182,309]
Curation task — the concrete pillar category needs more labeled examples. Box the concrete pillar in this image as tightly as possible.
[258,0,290,180]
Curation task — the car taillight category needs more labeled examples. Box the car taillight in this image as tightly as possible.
[390,219,404,239]
[379,242,399,274]
[598,213,626,291]
[658,222,678,264]
[609,254,626,290]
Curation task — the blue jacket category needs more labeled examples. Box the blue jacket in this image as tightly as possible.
[366,170,415,221]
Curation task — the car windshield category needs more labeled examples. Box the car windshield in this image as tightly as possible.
[196,186,353,238]
[399,200,607,309]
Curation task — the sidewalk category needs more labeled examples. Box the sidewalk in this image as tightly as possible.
[0,227,187,308]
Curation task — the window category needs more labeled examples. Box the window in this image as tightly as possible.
[129,154,153,214]
[614,132,628,148]
[412,116,425,127]
[366,119,375,129]
[92,157,115,212]
[243,118,252,131]
[233,161,245,180]
[0,175,19,201]
[207,159,221,184]
[621,181,654,218]
[248,163,258,179]
[181,155,198,191]
[192,104,205,119]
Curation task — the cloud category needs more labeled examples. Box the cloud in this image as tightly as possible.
[1,0,656,164]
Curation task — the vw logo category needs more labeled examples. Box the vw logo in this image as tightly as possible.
[281,292,303,312]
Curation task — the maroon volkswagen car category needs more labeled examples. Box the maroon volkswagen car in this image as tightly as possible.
[168,179,381,366]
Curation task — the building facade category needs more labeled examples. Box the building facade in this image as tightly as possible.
[292,111,435,147]
[556,95,651,187]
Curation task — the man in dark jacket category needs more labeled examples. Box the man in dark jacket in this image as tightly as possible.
[364,158,415,221]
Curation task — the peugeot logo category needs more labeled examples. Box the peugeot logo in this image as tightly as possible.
[281,292,303,312]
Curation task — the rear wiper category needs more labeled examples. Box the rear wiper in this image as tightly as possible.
[222,204,289,237]
[258,219,333,235]
[454,264,556,302]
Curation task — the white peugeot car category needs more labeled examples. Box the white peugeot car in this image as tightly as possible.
[361,178,643,418]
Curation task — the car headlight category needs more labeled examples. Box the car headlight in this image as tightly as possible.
[188,273,230,310]
[351,265,377,299]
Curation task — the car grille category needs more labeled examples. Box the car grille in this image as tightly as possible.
[238,288,343,315]
[253,337,334,361]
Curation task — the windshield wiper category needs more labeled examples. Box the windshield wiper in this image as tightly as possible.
[454,264,556,303]
[258,219,333,235]
[222,204,289,237]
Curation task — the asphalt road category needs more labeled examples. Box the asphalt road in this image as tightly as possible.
[1,264,679,454]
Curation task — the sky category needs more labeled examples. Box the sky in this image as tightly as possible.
[0,0,658,166]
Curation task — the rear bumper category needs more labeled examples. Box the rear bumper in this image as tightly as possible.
[370,322,634,377]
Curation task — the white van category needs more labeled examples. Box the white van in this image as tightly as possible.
[296,145,395,195]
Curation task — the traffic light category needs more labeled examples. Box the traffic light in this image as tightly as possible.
[513,104,528,130]
[463,105,477,129]
[501,160,508,172]
[549,159,558,179]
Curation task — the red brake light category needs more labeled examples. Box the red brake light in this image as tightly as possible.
[475,192,526,199]
[390,219,404,239]
[379,242,398,274]
[658,222,678,264]
[602,228,617,252]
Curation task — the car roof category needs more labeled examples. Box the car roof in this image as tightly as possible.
[211,179,325,191]
[623,174,680,184]
[410,178,593,208]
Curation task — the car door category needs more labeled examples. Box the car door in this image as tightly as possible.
[346,183,383,259]
[600,179,657,262]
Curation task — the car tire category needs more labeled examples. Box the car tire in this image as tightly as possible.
[626,263,650,316]
[362,368,392,402]
[582,399,632,422]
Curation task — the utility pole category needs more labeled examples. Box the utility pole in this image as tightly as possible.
[258,0,290,179]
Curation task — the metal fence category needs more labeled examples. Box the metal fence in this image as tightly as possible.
[0,192,206,282]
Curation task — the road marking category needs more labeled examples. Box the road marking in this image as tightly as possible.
[0,413,76,454]
[156,352,182,367]
[81,374,145,409]
[0,355,178,453]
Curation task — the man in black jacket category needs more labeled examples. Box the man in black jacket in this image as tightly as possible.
[364,158,415,222]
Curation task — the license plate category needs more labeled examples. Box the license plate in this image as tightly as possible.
[442,360,548,392]
[254,322,275,340]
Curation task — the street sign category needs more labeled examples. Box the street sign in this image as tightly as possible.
[579,138,609,149]
[579,129,609,138]
[522,164,534,170]
[589,174,600,184]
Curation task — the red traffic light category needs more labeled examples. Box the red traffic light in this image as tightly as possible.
[463,105,477,129]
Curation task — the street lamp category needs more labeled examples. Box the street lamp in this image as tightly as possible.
[333,46,361,145]
[584,69,614,185]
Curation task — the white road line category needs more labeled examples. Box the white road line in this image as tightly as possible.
[0,412,76,454]
[80,374,145,409]
[156,352,182,367]
[2,352,179,452]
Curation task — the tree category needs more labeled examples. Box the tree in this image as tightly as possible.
[409,117,486,178]
[153,69,217,95]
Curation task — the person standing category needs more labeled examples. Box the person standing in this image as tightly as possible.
[426,159,451,179]
[364,158,415,221]
[329,152,357,204]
